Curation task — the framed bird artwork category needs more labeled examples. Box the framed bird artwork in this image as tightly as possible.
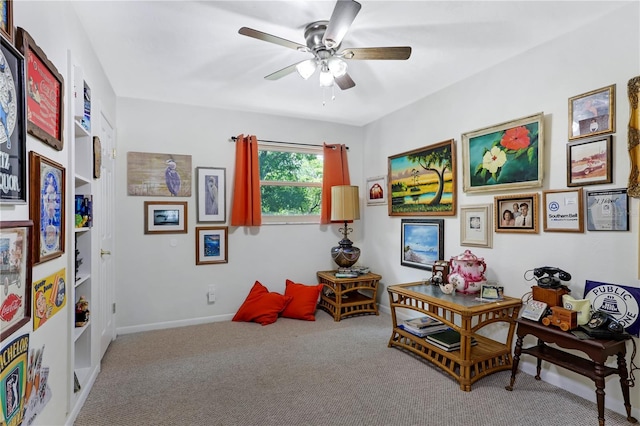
[126,151,192,197]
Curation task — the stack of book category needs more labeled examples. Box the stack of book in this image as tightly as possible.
[335,266,371,278]
[425,329,477,352]
[398,315,450,337]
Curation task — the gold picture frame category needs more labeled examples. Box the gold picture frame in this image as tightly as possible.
[494,193,539,234]
[569,84,615,141]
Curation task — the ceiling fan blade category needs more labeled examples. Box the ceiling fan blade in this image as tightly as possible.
[334,73,355,90]
[264,62,302,81]
[322,0,362,48]
[239,27,308,52]
[341,46,412,60]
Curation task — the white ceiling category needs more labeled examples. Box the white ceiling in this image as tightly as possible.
[72,1,630,127]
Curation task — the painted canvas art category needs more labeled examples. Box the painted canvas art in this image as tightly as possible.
[127,152,192,197]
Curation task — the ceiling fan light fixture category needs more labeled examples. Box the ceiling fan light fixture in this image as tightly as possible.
[319,68,334,87]
[327,57,348,77]
[296,59,317,80]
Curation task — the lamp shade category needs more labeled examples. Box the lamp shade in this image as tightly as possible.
[331,185,360,221]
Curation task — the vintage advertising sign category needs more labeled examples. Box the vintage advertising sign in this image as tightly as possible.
[22,345,51,426]
[32,268,66,331]
[25,47,60,143]
[0,334,28,426]
[584,280,640,336]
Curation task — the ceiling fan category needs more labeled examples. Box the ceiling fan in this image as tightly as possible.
[238,0,412,90]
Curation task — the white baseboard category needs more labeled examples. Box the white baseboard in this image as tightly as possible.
[116,313,234,335]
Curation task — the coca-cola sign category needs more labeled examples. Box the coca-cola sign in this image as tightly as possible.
[1,293,23,322]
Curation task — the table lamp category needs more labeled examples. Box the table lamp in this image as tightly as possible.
[330,185,360,268]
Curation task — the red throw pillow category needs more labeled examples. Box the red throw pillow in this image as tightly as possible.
[232,281,292,326]
[280,279,323,321]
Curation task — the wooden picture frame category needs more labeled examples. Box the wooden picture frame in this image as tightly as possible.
[566,136,612,187]
[366,175,387,206]
[400,219,444,271]
[196,167,226,223]
[542,188,584,233]
[462,112,544,193]
[494,193,539,233]
[144,201,188,234]
[195,226,228,265]
[569,84,615,141]
[0,0,13,43]
[93,136,102,179]
[0,32,26,203]
[0,220,33,340]
[388,139,456,216]
[586,188,629,231]
[460,204,493,248]
[29,152,65,264]
[15,27,64,151]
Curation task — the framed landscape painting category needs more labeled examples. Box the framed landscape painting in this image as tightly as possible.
[195,226,228,265]
[400,219,444,271]
[388,139,456,216]
[462,112,544,193]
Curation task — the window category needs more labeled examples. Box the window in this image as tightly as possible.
[259,143,323,223]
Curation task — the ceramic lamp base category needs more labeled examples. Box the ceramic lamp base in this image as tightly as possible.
[331,240,360,268]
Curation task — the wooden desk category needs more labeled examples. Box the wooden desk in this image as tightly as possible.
[317,271,381,322]
[387,283,521,391]
[506,318,637,426]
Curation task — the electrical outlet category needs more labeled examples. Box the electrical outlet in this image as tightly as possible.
[208,285,216,303]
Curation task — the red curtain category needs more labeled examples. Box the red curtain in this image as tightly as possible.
[231,134,262,226]
[320,143,350,224]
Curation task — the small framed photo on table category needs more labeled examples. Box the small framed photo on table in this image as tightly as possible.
[196,226,228,265]
[586,188,629,231]
[542,189,584,233]
[459,204,492,248]
[144,201,187,234]
[494,193,539,234]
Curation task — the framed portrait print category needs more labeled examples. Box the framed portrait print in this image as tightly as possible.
[195,226,228,265]
[494,193,539,234]
[586,188,629,231]
[400,219,444,271]
[366,175,387,206]
[196,167,226,222]
[462,112,543,193]
[388,139,456,216]
[460,204,492,248]
[144,201,188,234]
[542,188,584,233]
[567,136,612,187]
[569,84,615,140]
[0,0,13,42]
[15,27,64,151]
[0,33,26,203]
[0,220,33,340]
[29,152,65,264]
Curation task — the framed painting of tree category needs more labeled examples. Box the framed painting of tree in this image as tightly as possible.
[388,139,456,216]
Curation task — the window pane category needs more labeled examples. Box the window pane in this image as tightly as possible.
[259,150,322,183]
[261,185,322,215]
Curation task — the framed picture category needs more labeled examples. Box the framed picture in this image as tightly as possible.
[29,152,65,264]
[462,112,544,193]
[460,204,492,248]
[566,136,612,187]
[366,175,387,206]
[494,193,539,234]
[388,139,456,216]
[586,188,629,231]
[628,76,640,198]
[144,201,188,234]
[0,220,33,340]
[1,0,13,42]
[400,219,444,271]
[93,136,101,179]
[196,167,226,222]
[15,27,64,151]
[195,226,228,265]
[127,151,192,197]
[0,33,26,203]
[569,84,615,141]
[542,189,584,233]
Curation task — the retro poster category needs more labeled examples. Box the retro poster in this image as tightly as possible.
[32,268,65,331]
[22,345,51,426]
[0,334,28,426]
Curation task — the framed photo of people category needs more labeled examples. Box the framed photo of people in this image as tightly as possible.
[494,193,539,234]
[568,84,615,141]
[29,152,65,264]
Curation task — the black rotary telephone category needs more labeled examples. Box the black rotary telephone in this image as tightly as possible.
[579,310,628,340]
[533,267,571,289]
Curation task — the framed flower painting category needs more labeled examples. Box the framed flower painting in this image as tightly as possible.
[462,112,544,193]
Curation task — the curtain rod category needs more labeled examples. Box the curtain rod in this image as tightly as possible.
[229,136,348,150]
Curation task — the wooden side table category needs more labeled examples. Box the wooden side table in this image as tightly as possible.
[506,318,637,426]
[316,271,381,321]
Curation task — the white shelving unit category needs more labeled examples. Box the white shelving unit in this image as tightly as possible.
[67,52,99,417]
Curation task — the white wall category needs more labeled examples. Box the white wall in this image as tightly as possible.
[115,99,364,332]
[0,2,116,425]
[362,2,639,418]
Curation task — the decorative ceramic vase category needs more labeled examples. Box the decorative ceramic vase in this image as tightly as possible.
[448,249,487,294]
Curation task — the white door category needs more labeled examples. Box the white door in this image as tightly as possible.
[98,109,116,359]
